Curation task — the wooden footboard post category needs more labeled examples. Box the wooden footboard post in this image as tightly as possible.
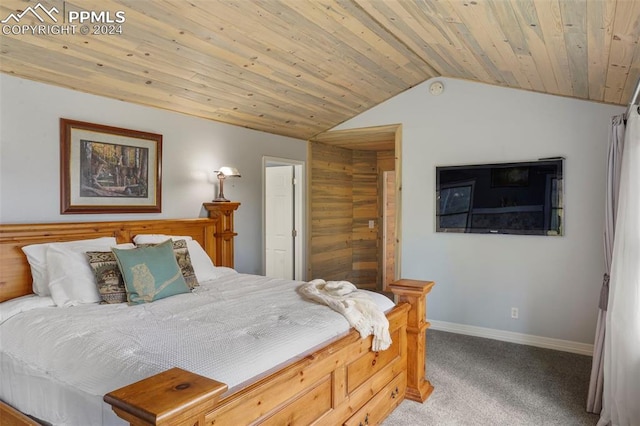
[389,279,435,402]
[104,368,227,426]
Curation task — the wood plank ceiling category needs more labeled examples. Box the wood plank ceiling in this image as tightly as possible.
[1,0,639,140]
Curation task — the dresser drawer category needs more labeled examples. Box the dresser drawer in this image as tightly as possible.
[344,372,406,426]
[346,328,401,394]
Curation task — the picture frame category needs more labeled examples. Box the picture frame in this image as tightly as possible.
[60,118,162,214]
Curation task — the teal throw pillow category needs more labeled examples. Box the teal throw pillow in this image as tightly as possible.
[135,240,198,290]
[112,239,190,305]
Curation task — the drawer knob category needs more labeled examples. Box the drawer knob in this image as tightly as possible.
[391,386,399,398]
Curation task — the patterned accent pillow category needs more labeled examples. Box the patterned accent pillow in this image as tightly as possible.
[113,239,190,305]
[137,240,198,290]
[86,251,127,304]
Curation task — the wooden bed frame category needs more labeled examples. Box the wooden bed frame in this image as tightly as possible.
[0,218,434,425]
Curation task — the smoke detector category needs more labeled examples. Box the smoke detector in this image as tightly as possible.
[429,81,444,96]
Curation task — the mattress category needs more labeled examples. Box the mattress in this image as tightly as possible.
[0,271,394,425]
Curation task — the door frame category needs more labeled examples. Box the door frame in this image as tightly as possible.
[262,156,306,279]
[381,170,397,291]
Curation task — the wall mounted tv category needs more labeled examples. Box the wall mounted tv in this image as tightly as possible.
[436,159,563,236]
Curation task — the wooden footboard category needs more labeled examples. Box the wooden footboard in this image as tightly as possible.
[0,402,39,426]
[104,280,434,426]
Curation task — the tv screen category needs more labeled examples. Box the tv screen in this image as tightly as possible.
[436,159,563,236]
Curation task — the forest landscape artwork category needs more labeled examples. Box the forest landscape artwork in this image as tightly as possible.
[80,140,149,198]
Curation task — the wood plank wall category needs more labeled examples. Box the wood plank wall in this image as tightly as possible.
[352,151,378,290]
[310,142,353,281]
[310,144,396,291]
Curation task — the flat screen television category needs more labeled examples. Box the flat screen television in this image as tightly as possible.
[436,159,564,236]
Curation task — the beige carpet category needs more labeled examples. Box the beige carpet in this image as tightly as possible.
[383,330,599,426]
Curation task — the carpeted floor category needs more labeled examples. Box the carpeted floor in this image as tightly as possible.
[383,330,599,426]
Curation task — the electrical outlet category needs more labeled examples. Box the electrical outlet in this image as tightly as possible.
[511,307,519,319]
[368,220,375,229]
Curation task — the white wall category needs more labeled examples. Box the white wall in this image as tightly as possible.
[335,78,624,344]
[0,74,307,274]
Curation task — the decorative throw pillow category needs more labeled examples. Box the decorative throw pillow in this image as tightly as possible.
[86,251,127,304]
[134,235,221,283]
[112,239,190,305]
[136,240,198,290]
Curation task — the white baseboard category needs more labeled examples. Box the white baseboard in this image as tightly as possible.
[428,319,594,356]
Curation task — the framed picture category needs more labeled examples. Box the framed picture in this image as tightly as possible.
[60,118,162,214]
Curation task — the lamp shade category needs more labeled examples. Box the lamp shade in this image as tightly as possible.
[215,166,241,177]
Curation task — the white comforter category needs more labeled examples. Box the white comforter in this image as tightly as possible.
[0,271,394,426]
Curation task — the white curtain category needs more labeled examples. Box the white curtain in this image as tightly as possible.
[597,106,640,426]
[587,114,626,413]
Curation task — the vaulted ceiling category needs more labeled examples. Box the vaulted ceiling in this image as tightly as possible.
[1,0,639,140]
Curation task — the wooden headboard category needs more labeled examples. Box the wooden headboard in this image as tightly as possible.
[0,218,220,302]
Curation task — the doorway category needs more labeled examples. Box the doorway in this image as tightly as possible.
[263,157,305,280]
[308,124,402,291]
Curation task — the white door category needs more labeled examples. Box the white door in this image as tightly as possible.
[265,166,294,279]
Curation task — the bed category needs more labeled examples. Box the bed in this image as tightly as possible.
[0,218,434,425]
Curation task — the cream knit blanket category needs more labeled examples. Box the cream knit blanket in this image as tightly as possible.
[299,279,391,351]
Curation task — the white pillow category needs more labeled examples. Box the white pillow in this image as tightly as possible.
[46,245,101,307]
[46,242,136,308]
[185,240,220,282]
[22,237,118,296]
[0,295,55,324]
[133,234,193,244]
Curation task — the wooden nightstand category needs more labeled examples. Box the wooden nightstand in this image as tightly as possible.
[202,202,240,268]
